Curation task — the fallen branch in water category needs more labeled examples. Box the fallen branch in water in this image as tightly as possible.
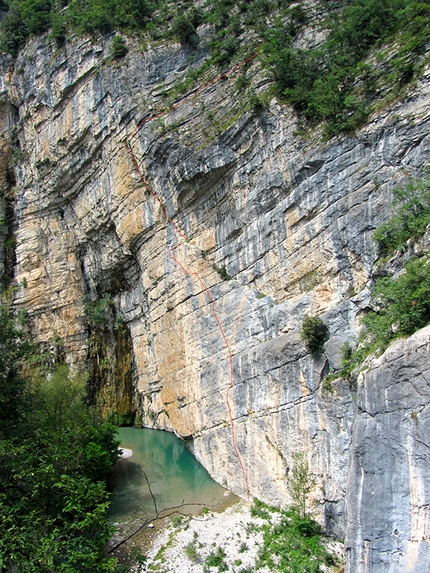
[138,465,158,516]
[108,499,222,553]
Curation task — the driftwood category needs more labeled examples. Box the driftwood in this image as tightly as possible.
[108,467,224,554]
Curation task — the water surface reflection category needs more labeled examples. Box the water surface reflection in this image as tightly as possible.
[108,427,233,531]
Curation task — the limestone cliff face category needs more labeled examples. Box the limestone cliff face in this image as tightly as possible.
[0,30,429,571]
[346,326,430,573]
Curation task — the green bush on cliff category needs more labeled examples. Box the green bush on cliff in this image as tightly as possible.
[171,8,203,45]
[110,34,128,58]
[84,293,114,326]
[301,314,327,357]
[364,256,430,347]
[264,0,430,136]
[373,173,430,258]
[172,13,195,44]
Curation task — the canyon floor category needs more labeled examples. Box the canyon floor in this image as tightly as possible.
[116,501,344,573]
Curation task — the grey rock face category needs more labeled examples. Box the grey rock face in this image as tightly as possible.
[345,326,430,573]
[0,31,429,572]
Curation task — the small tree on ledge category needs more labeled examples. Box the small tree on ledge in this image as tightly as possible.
[301,314,328,357]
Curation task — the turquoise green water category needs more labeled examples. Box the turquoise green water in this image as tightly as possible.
[108,427,230,526]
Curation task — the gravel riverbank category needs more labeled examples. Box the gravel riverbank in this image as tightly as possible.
[143,502,269,573]
[122,501,344,573]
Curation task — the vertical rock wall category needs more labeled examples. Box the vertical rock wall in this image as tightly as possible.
[346,326,430,572]
[0,32,429,571]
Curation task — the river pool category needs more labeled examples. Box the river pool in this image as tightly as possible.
[108,427,235,538]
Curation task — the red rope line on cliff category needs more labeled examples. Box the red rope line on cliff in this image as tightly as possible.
[123,52,260,501]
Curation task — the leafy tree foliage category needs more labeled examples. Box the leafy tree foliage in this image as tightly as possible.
[172,7,203,44]
[0,301,29,439]
[113,0,152,30]
[19,0,52,34]
[172,12,197,45]
[374,173,430,257]
[301,314,327,357]
[265,0,430,136]
[0,0,153,55]
[251,499,336,573]
[288,452,316,519]
[110,34,128,59]
[66,0,114,35]
[0,2,30,56]
[363,256,430,348]
[0,301,121,572]
[49,10,66,44]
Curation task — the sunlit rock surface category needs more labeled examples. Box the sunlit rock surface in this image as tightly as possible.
[0,30,429,572]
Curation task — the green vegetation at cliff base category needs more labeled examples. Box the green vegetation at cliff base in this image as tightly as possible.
[251,499,336,573]
[0,300,122,572]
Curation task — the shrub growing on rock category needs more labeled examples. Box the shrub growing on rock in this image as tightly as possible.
[111,34,128,59]
[172,13,196,44]
[373,173,430,257]
[301,314,327,357]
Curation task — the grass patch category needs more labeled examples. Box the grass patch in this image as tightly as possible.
[321,377,335,395]
[203,546,228,573]
[251,498,274,520]
[171,515,183,528]
[238,541,248,553]
[184,540,199,561]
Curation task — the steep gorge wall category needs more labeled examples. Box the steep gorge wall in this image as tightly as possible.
[346,326,430,572]
[0,31,429,571]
